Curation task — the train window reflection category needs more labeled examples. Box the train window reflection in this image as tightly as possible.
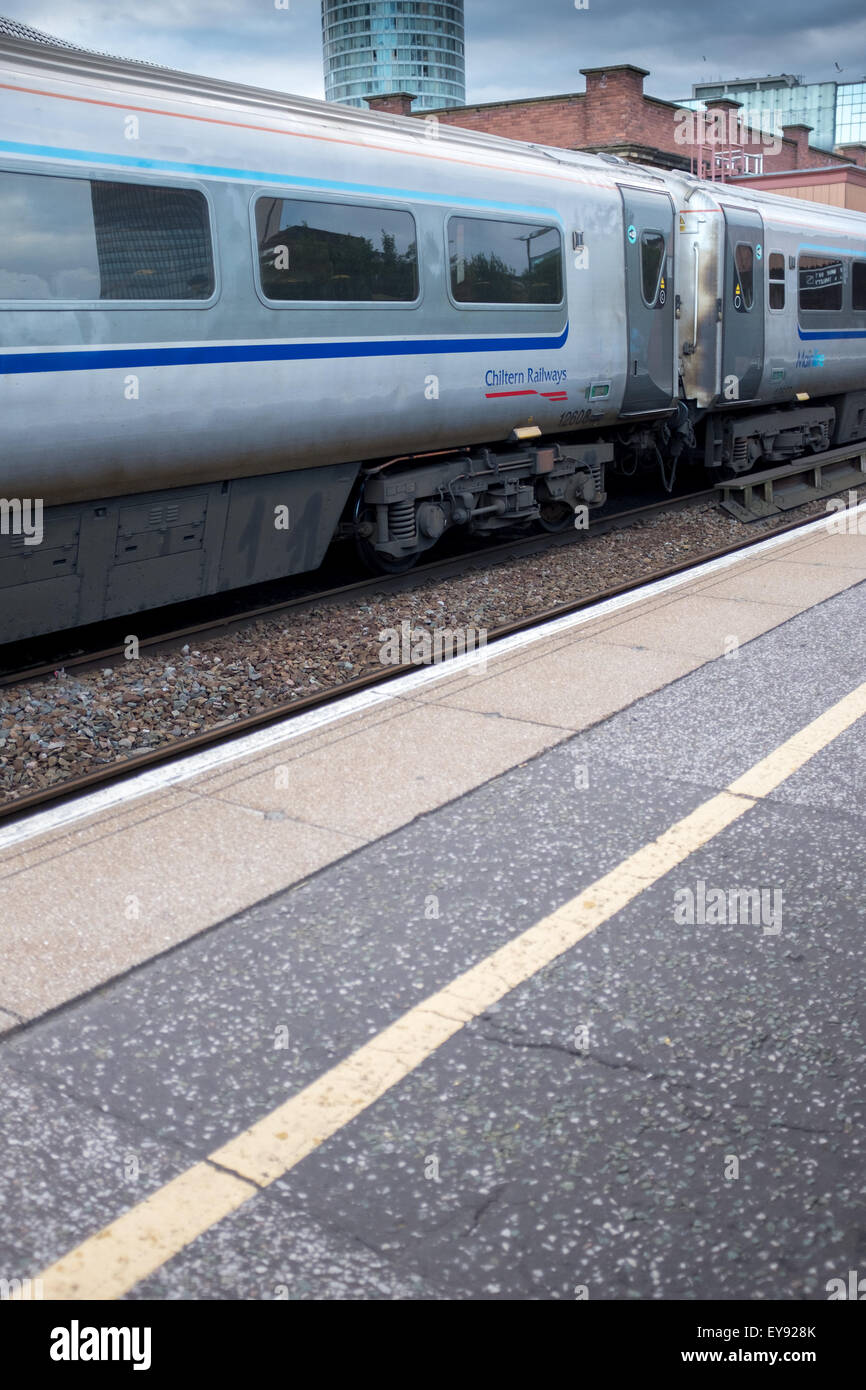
[256,198,418,302]
[448,216,562,305]
[640,230,665,306]
[0,170,214,301]
[798,253,844,312]
[91,182,214,299]
[734,243,754,311]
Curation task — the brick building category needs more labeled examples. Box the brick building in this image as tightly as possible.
[730,161,866,214]
[366,64,866,200]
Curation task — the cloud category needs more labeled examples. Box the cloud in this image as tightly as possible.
[3,0,865,105]
[4,0,326,95]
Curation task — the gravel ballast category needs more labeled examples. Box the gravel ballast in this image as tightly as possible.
[1,492,862,804]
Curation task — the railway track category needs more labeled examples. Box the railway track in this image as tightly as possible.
[1,489,860,828]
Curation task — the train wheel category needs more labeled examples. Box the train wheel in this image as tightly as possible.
[354,508,419,574]
[537,500,574,533]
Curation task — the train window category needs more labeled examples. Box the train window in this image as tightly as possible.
[255,198,418,301]
[448,216,563,305]
[768,252,785,310]
[640,230,665,307]
[0,170,214,301]
[798,253,844,312]
[733,243,754,311]
[853,261,866,311]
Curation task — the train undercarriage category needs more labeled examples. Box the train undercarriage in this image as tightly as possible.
[350,437,611,572]
[348,388,866,573]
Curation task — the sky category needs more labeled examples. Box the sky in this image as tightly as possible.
[3,0,865,106]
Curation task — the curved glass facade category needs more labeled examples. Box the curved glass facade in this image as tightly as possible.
[836,82,866,149]
[322,1,465,112]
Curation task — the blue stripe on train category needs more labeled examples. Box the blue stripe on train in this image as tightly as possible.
[0,325,570,374]
[797,327,866,340]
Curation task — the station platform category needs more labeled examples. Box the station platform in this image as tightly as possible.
[1,508,865,1300]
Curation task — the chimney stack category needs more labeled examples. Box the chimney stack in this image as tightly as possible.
[365,92,417,117]
[781,123,813,167]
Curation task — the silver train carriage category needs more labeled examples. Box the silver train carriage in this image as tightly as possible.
[1,33,865,642]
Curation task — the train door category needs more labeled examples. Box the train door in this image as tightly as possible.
[721,207,764,401]
[619,186,675,415]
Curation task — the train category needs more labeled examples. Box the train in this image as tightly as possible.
[1,30,866,644]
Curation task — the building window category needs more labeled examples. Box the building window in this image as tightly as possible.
[448,216,562,305]
[733,243,754,311]
[255,197,418,301]
[852,260,866,312]
[640,230,665,306]
[768,251,785,310]
[0,170,214,301]
[798,253,844,312]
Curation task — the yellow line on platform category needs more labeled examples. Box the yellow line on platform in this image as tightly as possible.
[21,680,866,1300]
